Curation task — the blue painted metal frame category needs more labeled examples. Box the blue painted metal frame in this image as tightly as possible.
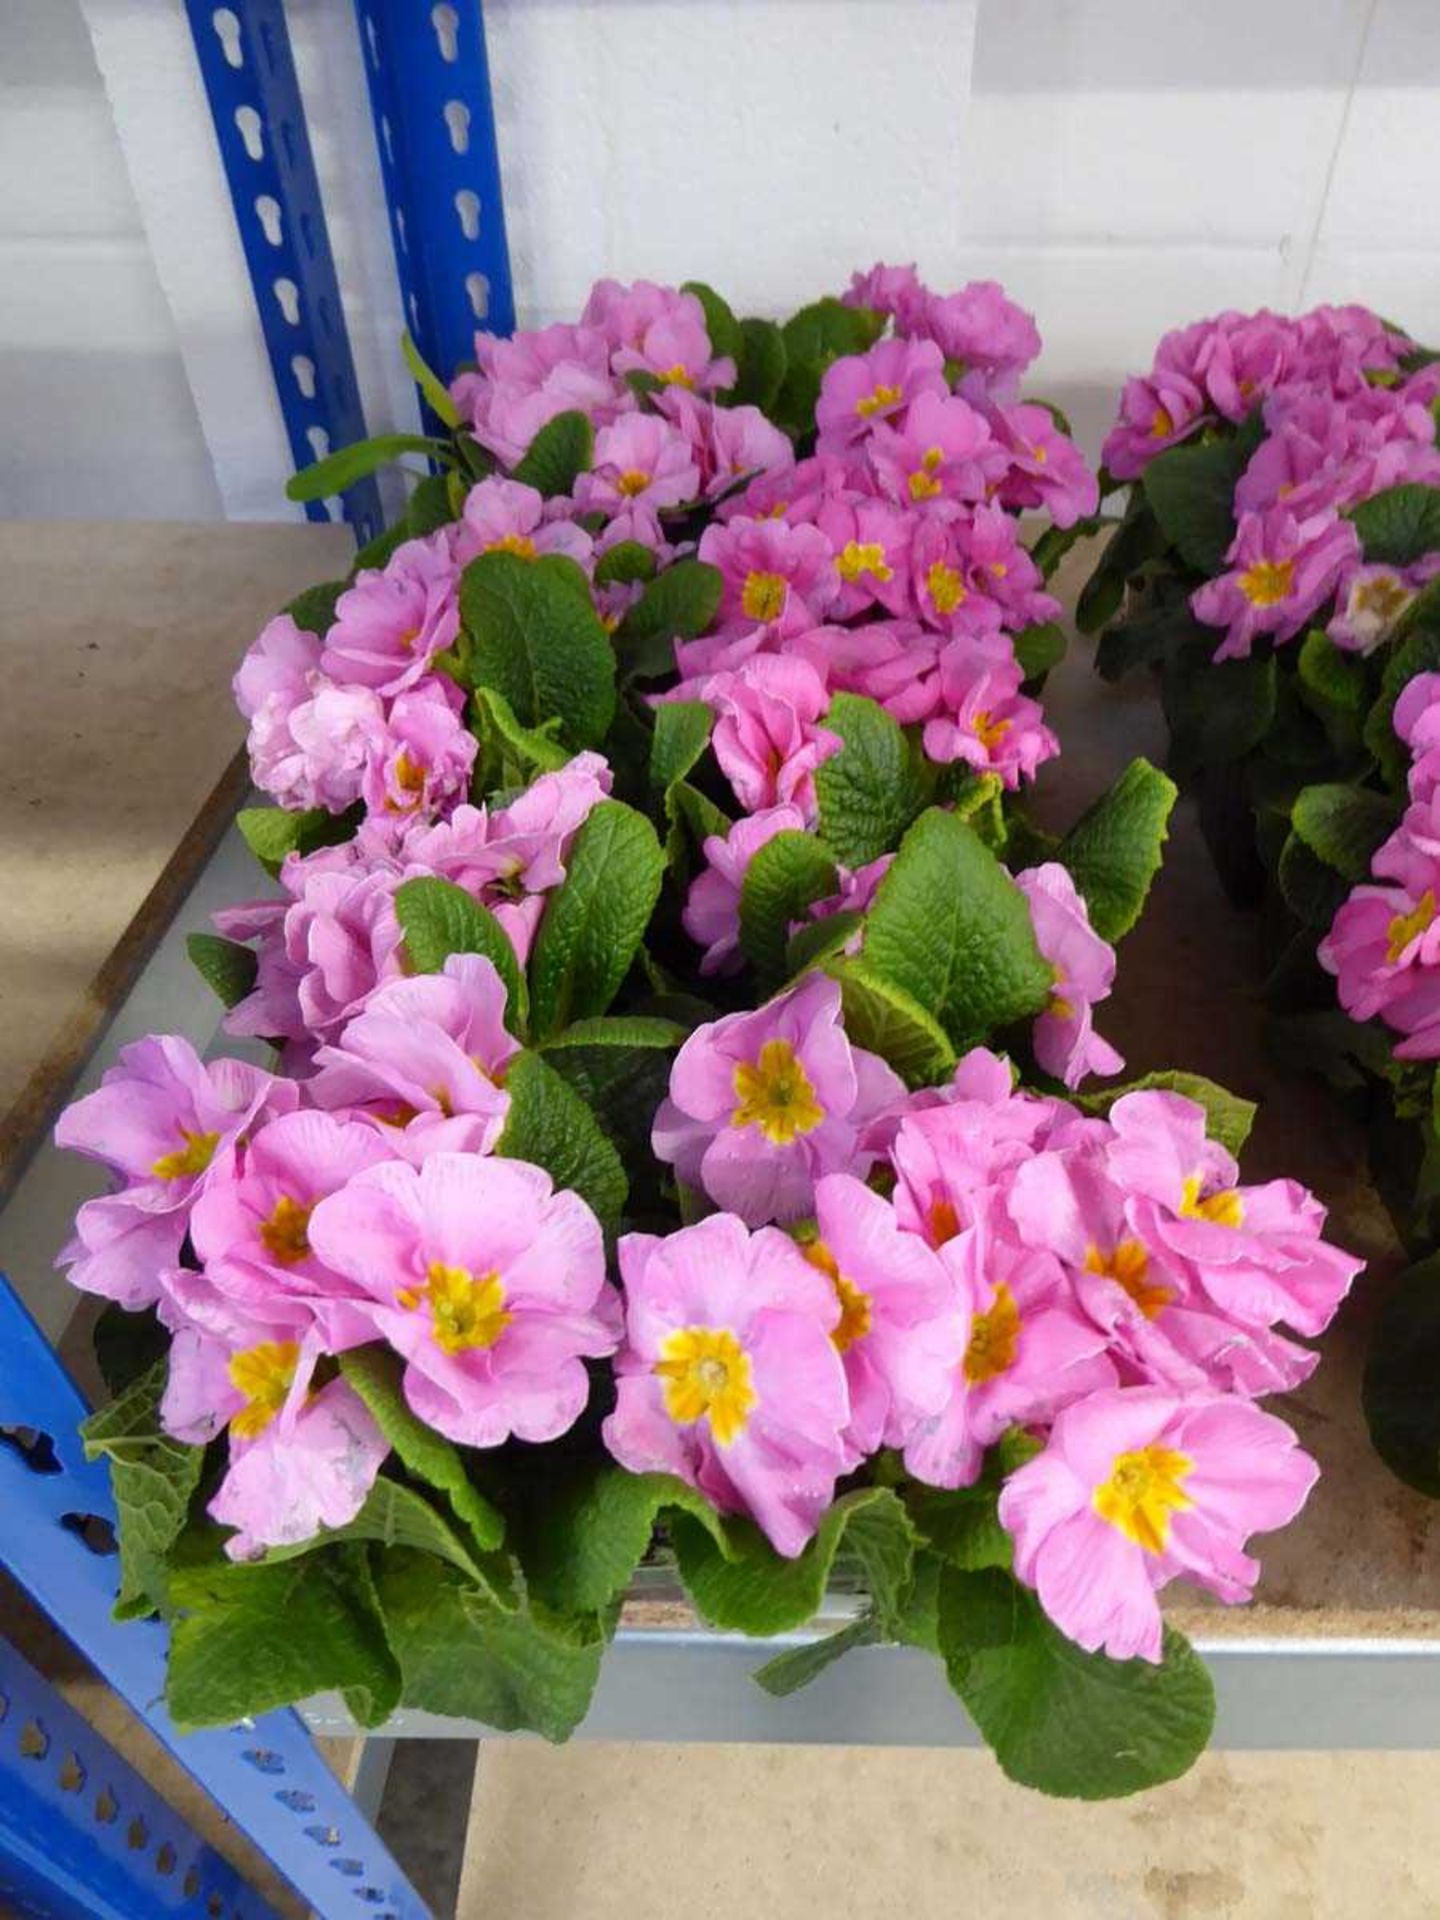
[0,1635,276,1920]
[0,1279,428,1920]
[183,0,383,543]
[352,0,516,413]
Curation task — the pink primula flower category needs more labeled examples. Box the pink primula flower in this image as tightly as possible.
[454,475,595,573]
[307,1152,619,1448]
[999,1387,1319,1661]
[653,972,904,1225]
[359,681,476,821]
[584,278,735,393]
[1101,371,1210,480]
[1015,863,1125,1090]
[320,533,460,694]
[791,620,944,725]
[603,1213,850,1557]
[209,1377,389,1559]
[1319,871,1440,1059]
[989,402,1100,529]
[1328,559,1435,656]
[814,338,948,453]
[707,655,841,821]
[843,261,926,330]
[453,322,627,467]
[697,515,839,640]
[574,413,701,521]
[683,804,807,976]
[1189,506,1360,662]
[237,609,384,812]
[921,646,1059,786]
[913,281,1042,393]
[656,388,792,502]
[813,495,913,620]
[868,391,1006,512]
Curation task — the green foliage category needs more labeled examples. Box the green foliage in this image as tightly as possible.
[401,327,460,428]
[681,280,743,363]
[1138,416,1262,574]
[594,540,659,587]
[649,700,713,792]
[813,693,930,866]
[236,802,360,876]
[495,1050,628,1236]
[1055,758,1177,942]
[514,1465,729,1615]
[825,958,957,1089]
[1013,620,1067,681]
[185,933,257,1009]
[773,298,885,432]
[510,410,594,498]
[285,432,454,502]
[469,684,571,774]
[393,875,528,1034]
[733,317,788,413]
[1363,1250,1440,1498]
[937,1569,1215,1798]
[1162,648,1277,779]
[1289,782,1398,883]
[527,801,665,1037]
[1363,598,1440,786]
[461,551,616,749]
[80,1362,201,1620]
[1349,483,1440,566]
[751,1616,880,1697]
[285,578,345,636]
[612,559,724,682]
[1076,497,1170,637]
[738,831,839,986]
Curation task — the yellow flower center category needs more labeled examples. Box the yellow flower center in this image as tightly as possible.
[926,562,966,614]
[963,1282,1022,1385]
[1354,574,1410,622]
[1093,1444,1194,1554]
[1387,890,1437,964]
[401,1261,513,1356]
[731,1039,825,1146]
[259,1194,313,1267]
[971,709,1012,752]
[486,532,538,561]
[1084,1239,1173,1320]
[1150,405,1175,439]
[1030,441,1048,464]
[655,1326,757,1444]
[856,381,903,419]
[658,363,695,389]
[151,1127,220,1182]
[388,750,427,811]
[836,540,893,584]
[1238,557,1295,607]
[227,1340,300,1441]
[802,1239,873,1353]
[616,468,651,497]
[741,570,787,623]
[1179,1175,1245,1229]
[907,447,945,501]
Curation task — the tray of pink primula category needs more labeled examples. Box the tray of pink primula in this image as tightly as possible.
[56,266,1361,1800]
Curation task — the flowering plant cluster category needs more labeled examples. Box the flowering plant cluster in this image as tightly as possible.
[1084,304,1440,1504]
[61,274,1359,1800]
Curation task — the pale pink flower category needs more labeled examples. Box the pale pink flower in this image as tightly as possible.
[1015,864,1125,1089]
[683,804,808,975]
[321,533,460,694]
[706,655,841,821]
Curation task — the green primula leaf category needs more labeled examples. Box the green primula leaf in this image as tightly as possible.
[1013,620,1068,682]
[1055,758,1178,943]
[469,684,571,774]
[1277,829,1349,928]
[528,801,665,1038]
[751,1615,881,1698]
[539,1017,686,1163]
[733,317,788,414]
[825,957,957,1090]
[258,1475,505,1593]
[80,1362,201,1621]
[1350,483,1440,567]
[1139,416,1263,574]
[594,540,659,588]
[167,1547,400,1730]
[813,693,930,867]
[93,1304,170,1397]
[1363,1250,1440,1498]
[612,559,724,682]
[374,1548,606,1741]
[510,409,594,498]
[681,280,743,364]
[236,802,361,877]
[906,1482,1013,1573]
[494,1050,628,1236]
[406,469,457,536]
[738,830,839,987]
[773,298,885,431]
[542,1014,689,1053]
[649,700,713,793]
[338,1346,505,1551]
[285,579,345,636]
[515,1466,729,1616]
[1364,595,1440,786]
[401,327,461,428]
[185,933,257,1010]
[785,909,863,978]
[1290,782,1399,882]
[1162,648,1278,779]
[938,1568,1215,1799]
[1029,518,1101,582]
[1076,498,1170,638]
[1078,1071,1257,1157]
[673,1487,918,1638]
[1297,627,1368,716]
[393,875,527,1036]
[862,809,1052,1051]
[461,550,616,749]
[286,433,454,502]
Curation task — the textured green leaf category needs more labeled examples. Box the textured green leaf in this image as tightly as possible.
[1079,1071,1257,1158]
[906,1482,1012,1572]
[461,550,616,748]
[862,809,1052,1049]
[285,579,345,636]
[672,1487,917,1637]
[1162,648,1278,778]
[786,909,863,978]
[393,876,527,1035]
[1297,627,1368,716]
[401,327,461,428]
[1013,620,1067,682]
[774,298,885,430]
[738,830,839,986]
[613,559,724,682]
[186,933,257,1010]
[494,1050,628,1235]
[516,1466,728,1615]
[258,1474,503,1590]
[167,1547,400,1730]
[80,1361,201,1621]
[1076,498,1169,638]
[1350,483,1440,566]
[510,409,594,497]
[1290,782,1398,882]
[1055,758,1177,942]
[813,693,929,866]
[649,700,713,792]
[469,684,571,774]
[1364,591,1440,785]
[594,540,659,588]
[374,1548,606,1740]
[527,801,664,1038]
[286,433,452,502]
[235,802,360,876]
[825,957,956,1089]
[938,1568,1215,1798]
[733,317,788,413]
[681,279,743,363]
[1363,1250,1440,1498]
[1277,829,1349,927]
[338,1345,505,1551]
[1139,416,1262,574]
[751,1615,880,1697]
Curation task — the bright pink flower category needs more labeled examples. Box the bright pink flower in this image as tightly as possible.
[989,402,1100,529]
[697,515,839,639]
[951,500,1062,630]
[868,391,1006,512]
[583,279,735,393]
[653,972,903,1225]
[1015,864,1125,1089]
[811,494,913,619]
[321,533,460,694]
[307,1151,617,1448]
[912,281,1042,392]
[807,1173,967,1459]
[814,338,948,453]
[1319,875,1440,1059]
[707,655,841,821]
[234,613,322,770]
[360,681,477,821]
[907,518,1008,642]
[1195,312,1295,422]
[55,1039,296,1307]
[921,646,1059,785]
[1101,372,1210,480]
[241,644,384,813]
[454,322,628,467]
[843,262,926,329]
[309,952,518,1158]
[903,1195,1116,1489]
[999,1387,1318,1660]
[799,853,893,949]
[683,804,807,975]
[1190,506,1360,661]
[603,1213,850,1556]
[454,475,595,572]
[790,620,944,725]
[208,1377,389,1559]
[574,412,701,520]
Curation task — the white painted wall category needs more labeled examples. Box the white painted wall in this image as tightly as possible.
[3,0,1438,523]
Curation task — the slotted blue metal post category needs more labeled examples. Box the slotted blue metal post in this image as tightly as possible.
[0,1279,428,1920]
[352,0,516,405]
[183,0,383,543]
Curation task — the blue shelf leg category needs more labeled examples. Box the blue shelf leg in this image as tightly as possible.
[183,0,384,544]
[0,1279,429,1920]
[351,0,516,416]
[0,1634,278,1920]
